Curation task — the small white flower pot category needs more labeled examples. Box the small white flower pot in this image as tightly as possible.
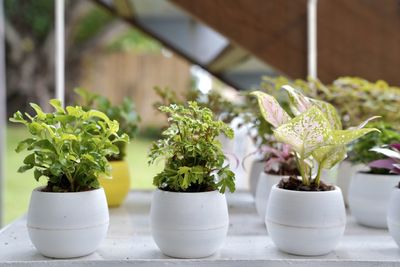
[27,187,109,258]
[266,185,346,256]
[255,172,283,221]
[337,161,366,205]
[150,189,229,258]
[387,187,400,247]
[348,172,400,228]
[249,160,264,196]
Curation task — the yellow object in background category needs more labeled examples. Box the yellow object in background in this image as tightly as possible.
[99,160,130,207]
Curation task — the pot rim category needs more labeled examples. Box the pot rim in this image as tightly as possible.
[155,188,222,195]
[355,171,400,177]
[271,184,340,195]
[32,186,104,194]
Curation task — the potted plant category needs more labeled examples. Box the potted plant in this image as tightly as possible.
[76,88,140,207]
[252,86,377,256]
[10,99,128,258]
[262,76,400,203]
[371,144,400,246]
[148,102,235,258]
[347,122,400,228]
[254,143,299,221]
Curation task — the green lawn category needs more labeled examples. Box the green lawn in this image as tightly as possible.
[4,127,161,224]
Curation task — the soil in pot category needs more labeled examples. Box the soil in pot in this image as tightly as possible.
[278,176,335,191]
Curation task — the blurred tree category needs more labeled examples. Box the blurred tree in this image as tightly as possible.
[4,0,161,116]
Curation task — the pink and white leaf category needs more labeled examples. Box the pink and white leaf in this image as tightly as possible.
[251,91,291,128]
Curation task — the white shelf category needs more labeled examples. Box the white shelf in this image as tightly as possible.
[0,190,398,266]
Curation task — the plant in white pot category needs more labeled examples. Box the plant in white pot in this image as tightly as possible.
[371,144,400,246]
[255,143,299,221]
[347,122,400,228]
[148,102,235,259]
[252,86,377,256]
[10,99,128,258]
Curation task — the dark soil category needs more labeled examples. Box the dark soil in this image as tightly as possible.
[266,168,300,176]
[160,183,215,193]
[278,176,335,191]
[41,180,92,193]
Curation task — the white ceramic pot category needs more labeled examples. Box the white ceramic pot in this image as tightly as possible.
[249,160,264,196]
[150,189,229,258]
[348,172,400,228]
[387,187,400,247]
[337,161,366,205]
[266,185,346,256]
[255,172,283,221]
[27,187,109,258]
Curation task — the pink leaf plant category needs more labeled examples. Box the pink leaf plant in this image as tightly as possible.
[369,144,400,174]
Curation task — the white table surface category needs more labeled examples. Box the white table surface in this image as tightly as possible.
[0,190,399,267]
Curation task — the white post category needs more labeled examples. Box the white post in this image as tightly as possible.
[307,0,318,79]
[0,0,6,227]
[55,0,65,107]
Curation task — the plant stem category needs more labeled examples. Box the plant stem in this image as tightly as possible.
[295,154,309,186]
[314,163,323,187]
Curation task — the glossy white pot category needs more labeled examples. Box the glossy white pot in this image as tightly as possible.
[348,172,400,228]
[150,189,229,258]
[387,187,400,247]
[249,160,264,196]
[27,187,109,258]
[255,172,283,221]
[266,185,346,256]
[337,161,366,205]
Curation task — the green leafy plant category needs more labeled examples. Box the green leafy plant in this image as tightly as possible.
[252,86,378,190]
[75,88,140,161]
[348,122,400,174]
[10,99,129,192]
[148,102,235,193]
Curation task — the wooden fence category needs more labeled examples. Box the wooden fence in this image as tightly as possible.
[77,51,192,127]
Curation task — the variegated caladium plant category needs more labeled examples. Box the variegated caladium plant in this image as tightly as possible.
[10,99,129,192]
[252,86,379,188]
[369,144,400,174]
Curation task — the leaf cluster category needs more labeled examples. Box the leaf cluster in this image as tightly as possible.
[148,102,235,193]
[10,99,128,192]
[348,122,400,173]
[252,86,378,188]
[75,88,140,160]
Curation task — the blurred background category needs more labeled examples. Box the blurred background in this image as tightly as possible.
[3,0,400,224]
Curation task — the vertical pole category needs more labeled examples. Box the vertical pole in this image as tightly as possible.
[0,0,6,227]
[307,0,318,79]
[55,0,65,107]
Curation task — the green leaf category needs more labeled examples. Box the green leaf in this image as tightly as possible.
[311,100,342,130]
[250,91,291,128]
[49,99,65,113]
[274,106,332,157]
[18,165,33,173]
[15,138,35,153]
[328,128,380,146]
[30,103,46,119]
[34,169,42,181]
[313,145,347,169]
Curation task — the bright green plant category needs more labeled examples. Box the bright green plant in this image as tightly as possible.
[252,86,378,188]
[148,102,235,193]
[75,88,140,161]
[348,122,400,174]
[10,99,129,192]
